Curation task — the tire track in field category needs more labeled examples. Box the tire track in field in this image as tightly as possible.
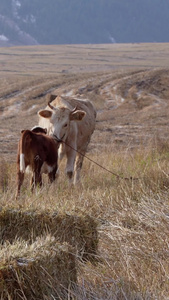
[1,68,169,161]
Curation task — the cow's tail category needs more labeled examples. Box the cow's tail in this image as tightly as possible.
[19,130,31,173]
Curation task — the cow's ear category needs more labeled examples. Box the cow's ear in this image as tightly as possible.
[70,110,86,121]
[38,110,52,119]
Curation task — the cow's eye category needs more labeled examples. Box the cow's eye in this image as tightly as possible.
[64,123,68,128]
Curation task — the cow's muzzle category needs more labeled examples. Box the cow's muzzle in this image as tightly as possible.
[53,134,65,143]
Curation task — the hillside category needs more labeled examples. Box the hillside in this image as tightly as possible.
[0,43,169,161]
[0,0,169,46]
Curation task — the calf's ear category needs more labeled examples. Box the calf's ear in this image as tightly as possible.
[38,110,52,119]
[70,110,86,121]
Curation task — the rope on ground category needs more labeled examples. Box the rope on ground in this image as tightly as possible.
[60,139,138,181]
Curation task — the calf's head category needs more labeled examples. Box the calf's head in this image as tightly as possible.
[31,126,47,134]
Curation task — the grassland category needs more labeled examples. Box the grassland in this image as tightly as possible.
[0,43,169,299]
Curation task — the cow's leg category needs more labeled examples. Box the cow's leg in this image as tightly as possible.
[55,144,65,180]
[16,171,24,199]
[65,148,76,183]
[74,152,85,184]
[74,140,90,184]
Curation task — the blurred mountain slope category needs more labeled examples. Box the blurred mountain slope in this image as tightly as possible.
[0,0,169,46]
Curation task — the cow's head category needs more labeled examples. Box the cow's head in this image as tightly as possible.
[38,96,86,141]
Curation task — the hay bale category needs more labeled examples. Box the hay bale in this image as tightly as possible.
[0,209,98,260]
[0,236,77,299]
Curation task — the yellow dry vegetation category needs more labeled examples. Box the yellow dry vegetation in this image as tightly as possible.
[0,43,169,299]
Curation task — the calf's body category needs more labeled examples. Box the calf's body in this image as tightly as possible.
[16,129,59,198]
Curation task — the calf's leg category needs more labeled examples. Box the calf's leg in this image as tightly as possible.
[16,171,24,199]
[48,165,58,183]
[31,172,42,192]
[31,158,43,191]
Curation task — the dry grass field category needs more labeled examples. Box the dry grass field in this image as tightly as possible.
[0,43,169,299]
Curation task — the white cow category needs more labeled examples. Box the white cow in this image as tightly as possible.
[38,94,96,184]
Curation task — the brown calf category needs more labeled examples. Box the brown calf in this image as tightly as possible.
[16,128,59,198]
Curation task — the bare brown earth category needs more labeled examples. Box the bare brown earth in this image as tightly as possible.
[0,43,169,162]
